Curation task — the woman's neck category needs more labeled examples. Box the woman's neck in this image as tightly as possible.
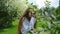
[26,17,31,21]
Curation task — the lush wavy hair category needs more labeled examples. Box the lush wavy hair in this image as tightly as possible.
[18,7,36,34]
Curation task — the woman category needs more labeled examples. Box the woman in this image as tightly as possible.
[18,8,36,34]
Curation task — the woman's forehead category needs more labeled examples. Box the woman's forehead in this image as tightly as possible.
[29,9,34,12]
[28,7,35,13]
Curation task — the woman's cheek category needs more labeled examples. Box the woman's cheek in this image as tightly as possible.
[29,13,32,17]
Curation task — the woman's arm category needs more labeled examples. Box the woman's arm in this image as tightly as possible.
[29,17,36,29]
[32,12,37,29]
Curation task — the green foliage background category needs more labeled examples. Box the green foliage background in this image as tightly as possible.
[0,0,60,34]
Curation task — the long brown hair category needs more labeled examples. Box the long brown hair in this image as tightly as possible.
[18,7,36,34]
[18,8,32,34]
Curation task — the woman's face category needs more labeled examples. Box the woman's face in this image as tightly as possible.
[28,11,32,18]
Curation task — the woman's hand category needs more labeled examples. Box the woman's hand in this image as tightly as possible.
[32,13,36,18]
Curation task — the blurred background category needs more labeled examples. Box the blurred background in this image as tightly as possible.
[0,0,60,34]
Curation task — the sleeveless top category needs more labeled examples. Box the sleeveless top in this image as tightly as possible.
[21,17,36,34]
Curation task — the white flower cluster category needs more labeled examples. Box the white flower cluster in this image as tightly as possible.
[27,27,45,34]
